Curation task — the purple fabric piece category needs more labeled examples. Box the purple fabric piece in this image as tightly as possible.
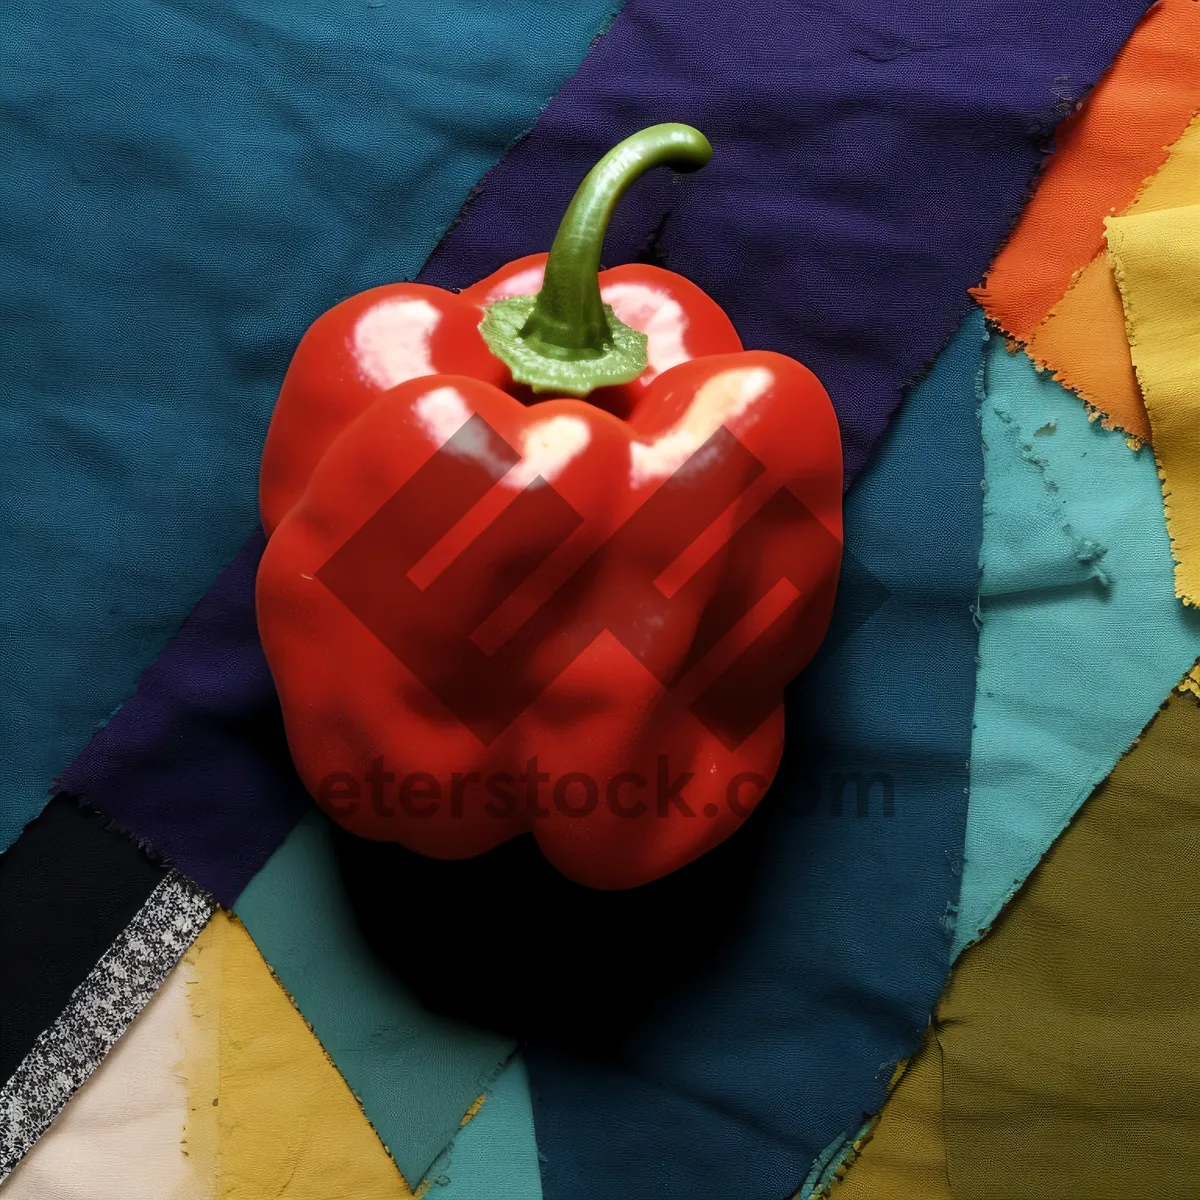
[420,1,1150,485]
[56,532,307,908]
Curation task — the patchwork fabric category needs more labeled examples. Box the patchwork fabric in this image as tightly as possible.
[0,0,621,854]
[432,1058,543,1200]
[1027,250,1150,441]
[183,911,416,1199]
[232,812,516,1188]
[0,796,170,1085]
[0,867,213,1179]
[2,912,535,1200]
[1,2,1182,1194]
[1107,202,1200,606]
[957,331,1200,956]
[825,1025,952,1200]
[973,0,1200,344]
[2,954,201,1200]
[1026,113,1200,442]
[833,690,1200,1198]
[58,532,309,908]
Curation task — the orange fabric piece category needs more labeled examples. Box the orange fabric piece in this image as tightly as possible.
[1025,253,1151,442]
[1022,111,1200,440]
[972,0,1200,342]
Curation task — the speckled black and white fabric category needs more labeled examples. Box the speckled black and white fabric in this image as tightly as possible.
[0,870,214,1179]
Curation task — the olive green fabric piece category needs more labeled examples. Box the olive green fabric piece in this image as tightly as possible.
[832,690,1200,1199]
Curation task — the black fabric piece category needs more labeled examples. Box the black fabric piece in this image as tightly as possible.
[0,794,165,1082]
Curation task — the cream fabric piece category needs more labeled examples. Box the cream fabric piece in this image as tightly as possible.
[0,958,203,1200]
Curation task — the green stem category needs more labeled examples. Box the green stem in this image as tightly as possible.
[479,123,712,396]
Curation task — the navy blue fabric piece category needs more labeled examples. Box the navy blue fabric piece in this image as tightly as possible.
[521,311,985,1199]
[57,532,306,909]
[420,1,1149,488]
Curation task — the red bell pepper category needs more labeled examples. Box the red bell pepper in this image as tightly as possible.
[257,124,842,889]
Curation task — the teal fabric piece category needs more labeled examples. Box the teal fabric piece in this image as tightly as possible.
[435,1057,543,1200]
[955,338,1200,957]
[233,811,517,1187]
[0,0,618,852]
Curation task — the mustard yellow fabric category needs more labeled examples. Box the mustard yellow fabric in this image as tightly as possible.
[1107,202,1200,606]
[831,691,1200,1198]
[182,912,416,1200]
[1026,112,1200,444]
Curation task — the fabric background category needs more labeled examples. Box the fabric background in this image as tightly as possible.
[431,1058,543,1200]
[57,532,308,909]
[233,812,516,1188]
[973,0,1200,346]
[1,0,1184,1195]
[1026,112,1200,441]
[183,911,420,1199]
[0,864,213,1180]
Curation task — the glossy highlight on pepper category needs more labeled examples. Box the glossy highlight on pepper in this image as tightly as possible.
[257,124,844,889]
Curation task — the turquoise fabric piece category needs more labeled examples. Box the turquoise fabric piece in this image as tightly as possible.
[233,811,517,1187]
[955,338,1200,957]
[0,0,618,851]
[436,1057,543,1200]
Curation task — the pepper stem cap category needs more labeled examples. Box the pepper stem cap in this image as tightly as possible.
[479,123,712,397]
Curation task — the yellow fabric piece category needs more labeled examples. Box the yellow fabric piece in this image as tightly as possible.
[1026,112,1200,443]
[183,912,416,1200]
[831,691,1200,1198]
[1107,202,1200,606]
